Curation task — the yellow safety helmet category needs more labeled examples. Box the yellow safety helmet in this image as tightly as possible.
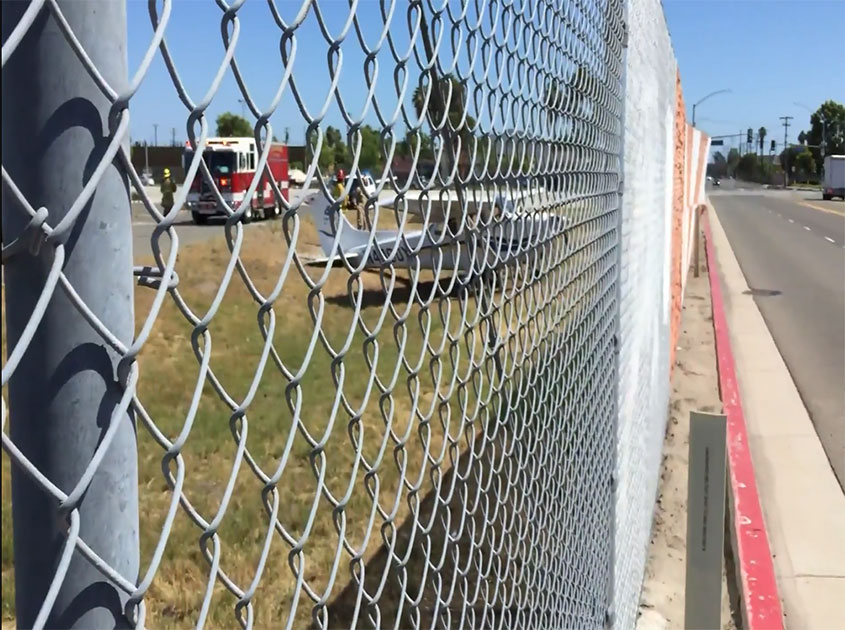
[163,168,171,177]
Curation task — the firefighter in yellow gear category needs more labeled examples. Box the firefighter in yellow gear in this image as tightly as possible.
[160,167,177,214]
[333,168,345,201]
[333,168,367,230]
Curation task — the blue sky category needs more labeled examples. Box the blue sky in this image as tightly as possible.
[125,0,845,154]
[663,0,845,155]
[127,0,417,146]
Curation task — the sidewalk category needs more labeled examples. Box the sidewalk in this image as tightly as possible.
[637,241,737,629]
[708,205,845,629]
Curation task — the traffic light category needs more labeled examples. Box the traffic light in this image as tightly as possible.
[770,139,776,152]
[747,128,753,144]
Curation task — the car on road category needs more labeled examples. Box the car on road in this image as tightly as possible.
[713,178,721,187]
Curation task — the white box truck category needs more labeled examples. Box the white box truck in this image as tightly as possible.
[822,155,845,200]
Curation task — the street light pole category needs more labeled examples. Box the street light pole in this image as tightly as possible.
[691,89,732,127]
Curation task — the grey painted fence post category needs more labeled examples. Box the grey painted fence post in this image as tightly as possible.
[2,1,138,627]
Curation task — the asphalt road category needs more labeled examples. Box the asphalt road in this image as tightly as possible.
[710,186,845,486]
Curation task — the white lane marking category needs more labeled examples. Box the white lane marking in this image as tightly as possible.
[825,236,835,244]
[803,226,811,231]
[788,219,795,223]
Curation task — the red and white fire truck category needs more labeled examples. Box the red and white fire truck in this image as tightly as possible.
[183,137,289,224]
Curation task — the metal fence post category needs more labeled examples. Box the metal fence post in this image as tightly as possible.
[693,205,702,278]
[2,1,138,627]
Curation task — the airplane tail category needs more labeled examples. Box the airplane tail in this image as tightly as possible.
[305,192,370,257]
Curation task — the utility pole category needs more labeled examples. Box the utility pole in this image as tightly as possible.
[780,116,793,187]
[821,117,827,160]
[153,123,158,147]
[171,127,176,147]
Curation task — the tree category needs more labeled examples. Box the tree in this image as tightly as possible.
[709,151,728,178]
[736,153,776,184]
[794,150,816,180]
[727,148,740,176]
[216,112,252,137]
[778,145,804,176]
[354,124,383,172]
[397,128,434,159]
[807,100,845,166]
[758,127,767,155]
[736,153,761,181]
[325,126,343,148]
[314,125,349,172]
[797,131,807,146]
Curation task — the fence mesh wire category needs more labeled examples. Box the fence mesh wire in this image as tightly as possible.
[2,0,629,628]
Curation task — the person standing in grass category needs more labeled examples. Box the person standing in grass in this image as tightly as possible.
[349,178,367,230]
[160,167,177,214]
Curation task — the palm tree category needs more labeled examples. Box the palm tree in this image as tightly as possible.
[758,127,767,156]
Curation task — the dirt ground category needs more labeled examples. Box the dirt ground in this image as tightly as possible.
[636,235,739,630]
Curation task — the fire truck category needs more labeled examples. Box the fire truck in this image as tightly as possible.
[183,137,289,224]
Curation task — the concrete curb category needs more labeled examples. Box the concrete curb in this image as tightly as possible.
[702,208,784,630]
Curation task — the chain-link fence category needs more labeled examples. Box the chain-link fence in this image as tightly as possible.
[1,0,705,628]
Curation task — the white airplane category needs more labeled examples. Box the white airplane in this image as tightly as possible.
[302,190,568,273]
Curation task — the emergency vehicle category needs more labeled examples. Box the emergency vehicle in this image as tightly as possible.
[183,137,289,224]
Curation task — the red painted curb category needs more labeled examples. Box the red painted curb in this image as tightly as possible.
[702,209,784,630]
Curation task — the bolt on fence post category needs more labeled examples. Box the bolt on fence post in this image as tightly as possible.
[2,1,138,627]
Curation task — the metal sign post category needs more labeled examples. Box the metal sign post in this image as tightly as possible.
[685,411,728,630]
